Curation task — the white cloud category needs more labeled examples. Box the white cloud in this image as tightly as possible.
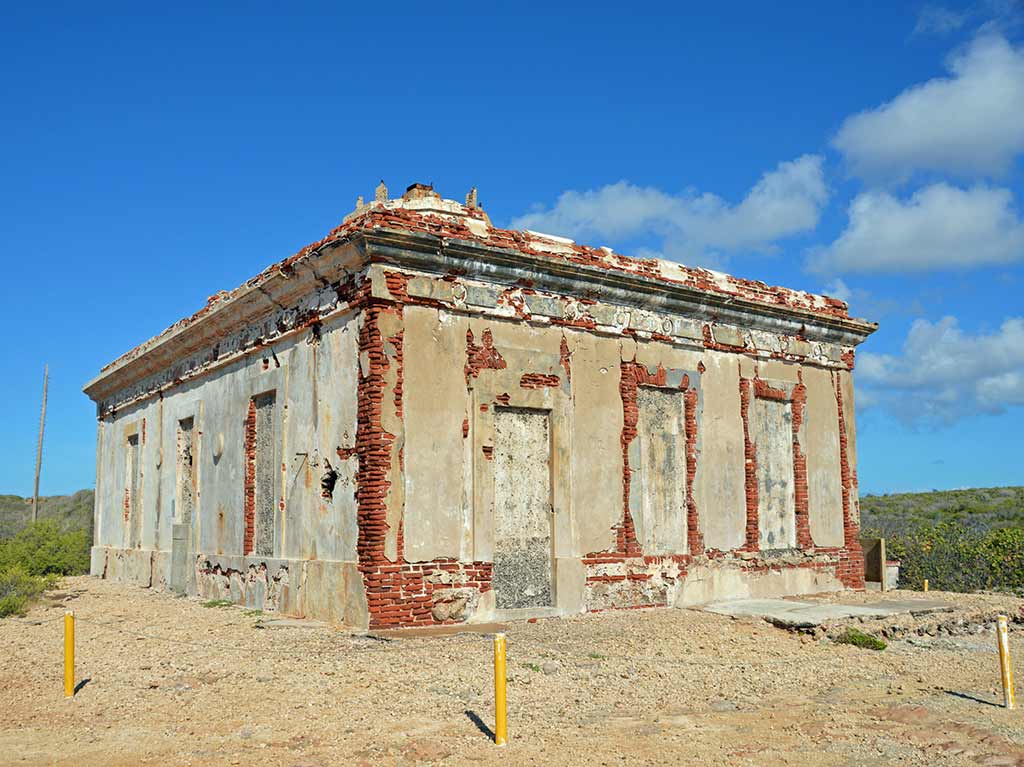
[914,5,968,36]
[858,316,1024,422]
[510,155,828,267]
[824,278,853,303]
[808,182,1024,274]
[822,277,923,321]
[832,33,1024,181]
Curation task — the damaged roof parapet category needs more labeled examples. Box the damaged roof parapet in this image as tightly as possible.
[360,228,873,345]
[84,182,877,405]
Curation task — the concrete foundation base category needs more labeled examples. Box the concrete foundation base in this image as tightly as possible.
[90,545,859,629]
[703,597,954,629]
[90,546,368,628]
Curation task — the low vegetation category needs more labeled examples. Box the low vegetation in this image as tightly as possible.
[882,523,1024,594]
[0,519,90,617]
[202,599,235,609]
[833,628,886,651]
[861,486,1024,595]
[0,568,56,618]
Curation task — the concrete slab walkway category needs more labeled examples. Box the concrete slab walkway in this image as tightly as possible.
[369,622,507,639]
[702,598,953,629]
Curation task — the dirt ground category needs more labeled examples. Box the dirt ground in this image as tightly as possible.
[3,578,1024,766]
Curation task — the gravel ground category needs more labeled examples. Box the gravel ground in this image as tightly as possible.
[3,578,1024,766]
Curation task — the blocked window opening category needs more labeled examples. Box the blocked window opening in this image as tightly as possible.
[126,433,141,548]
[244,392,277,557]
[176,417,195,528]
[635,387,688,554]
[753,397,796,550]
[492,407,553,610]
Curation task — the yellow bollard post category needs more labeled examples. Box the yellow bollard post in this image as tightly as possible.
[63,610,75,699]
[493,633,508,746]
[923,579,929,592]
[997,615,1016,710]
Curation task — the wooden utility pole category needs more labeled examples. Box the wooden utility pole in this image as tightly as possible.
[32,364,48,523]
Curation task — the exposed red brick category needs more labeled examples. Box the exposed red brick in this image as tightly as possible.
[353,304,399,573]
[520,373,560,389]
[702,324,746,353]
[683,385,703,555]
[791,372,812,549]
[559,335,572,383]
[388,329,404,419]
[383,271,410,302]
[753,377,788,401]
[464,328,506,383]
[243,398,257,555]
[834,373,864,588]
[551,314,598,331]
[498,288,530,318]
[739,377,759,551]
[606,360,698,562]
[616,361,644,556]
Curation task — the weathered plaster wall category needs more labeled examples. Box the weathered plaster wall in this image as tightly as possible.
[694,353,746,552]
[839,369,860,528]
[387,298,862,625]
[751,395,796,550]
[492,408,553,609]
[804,366,844,547]
[402,306,467,562]
[91,309,362,622]
[634,386,688,555]
[567,333,624,556]
[278,312,361,563]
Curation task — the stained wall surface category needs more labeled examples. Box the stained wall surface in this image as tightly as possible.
[91,311,363,623]
[492,408,553,609]
[387,302,861,624]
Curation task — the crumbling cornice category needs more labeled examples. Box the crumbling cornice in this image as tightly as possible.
[361,228,877,347]
[84,213,877,408]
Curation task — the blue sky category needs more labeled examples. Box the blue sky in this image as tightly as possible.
[1,1,1022,496]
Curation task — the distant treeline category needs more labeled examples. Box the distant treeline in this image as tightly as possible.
[0,490,94,540]
[861,486,1024,537]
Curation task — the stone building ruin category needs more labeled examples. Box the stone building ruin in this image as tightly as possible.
[84,182,877,629]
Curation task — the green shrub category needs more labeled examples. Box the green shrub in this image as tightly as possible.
[202,599,235,608]
[0,519,90,577]
[976,527,1024,592]
[876,521,1024,594]
[0,567,55,618]
[834,628,886,651]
